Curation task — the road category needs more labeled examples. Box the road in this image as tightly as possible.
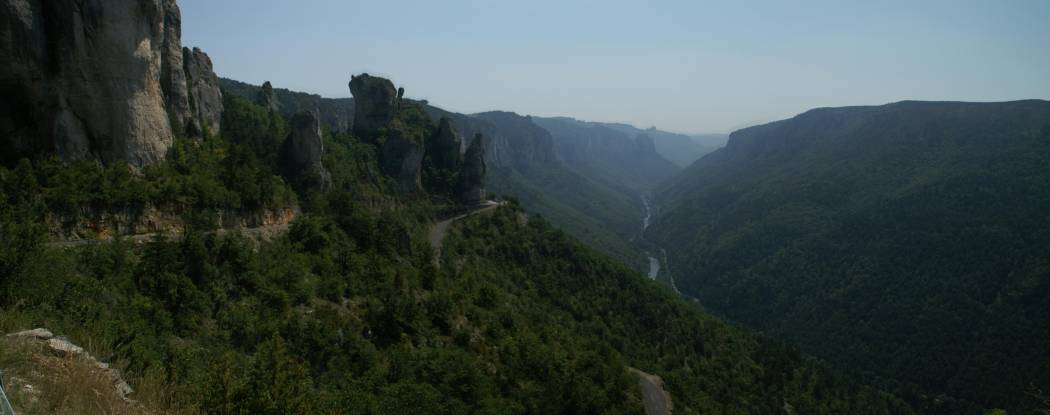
[629,368,674,415]
[428,201,503,261]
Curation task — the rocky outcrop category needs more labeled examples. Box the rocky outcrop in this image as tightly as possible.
[285,111,331,192]
[160,0,194,137]
[182,46,223,135]
[0,0,223,166]
[348,73,429,193]
[257,81,280,112]
[349,73,399,141]
[635,134,658,154]
[427,117,463,171]
[458,133,487,204]
[6,328,135,402]
[471,112,558,168]
[380,123,426,193]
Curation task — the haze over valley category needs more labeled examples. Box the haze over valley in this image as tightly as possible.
[1,1,1048,414]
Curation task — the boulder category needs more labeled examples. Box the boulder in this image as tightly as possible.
[458,133,488,205]
[0,0,223,166]
[348,73,398,141]
[286,111,331,192]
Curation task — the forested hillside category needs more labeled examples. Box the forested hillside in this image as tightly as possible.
[0,77,921,413]
[649,100,1050,414]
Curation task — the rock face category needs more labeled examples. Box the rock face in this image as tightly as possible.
[286,111,331,192]
[0,0,223,166]
[257,81,280,112]
[428,117,463,171]
[160,0,193,137]
[471,112,558,168]
[348,73,427,193]
[348,73,399,141]
[380,124,426,193]
[458,133,487,204]
[182,47,223,135]
[635,134,658,154]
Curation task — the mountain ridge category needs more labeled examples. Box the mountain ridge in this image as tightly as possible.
[649,98,1050,413]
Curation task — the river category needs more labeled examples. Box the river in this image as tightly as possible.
[641,196,660,279]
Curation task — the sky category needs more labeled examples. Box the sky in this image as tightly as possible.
[181,0,1050,134]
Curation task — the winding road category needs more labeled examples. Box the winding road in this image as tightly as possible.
[630,368,674,415]
[428,201,504,262]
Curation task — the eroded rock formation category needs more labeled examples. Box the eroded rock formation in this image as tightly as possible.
[348,73,426,193]
[458,133,487,204]
[348,73,399,141]
[160,0,193,137]
[286,111,331,192]
[380,123,426,193]
[0,0,223,166]
[427,117,463,171]
[257,80,280,112]
[183,46,223,135]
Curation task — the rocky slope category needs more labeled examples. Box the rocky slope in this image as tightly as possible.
[0,0,223,166]
[1,329,146,414]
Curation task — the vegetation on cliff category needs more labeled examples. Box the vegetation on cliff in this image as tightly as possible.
[0,94,914,414]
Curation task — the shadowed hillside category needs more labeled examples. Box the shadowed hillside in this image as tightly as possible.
[650,100,1050,414]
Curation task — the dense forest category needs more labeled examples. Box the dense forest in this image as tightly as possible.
[649,100,1050,414]
[0,91,916,414]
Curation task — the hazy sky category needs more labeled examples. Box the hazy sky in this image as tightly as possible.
[181,0,1050,133]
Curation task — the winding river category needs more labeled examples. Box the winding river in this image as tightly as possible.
[641,196,661,279]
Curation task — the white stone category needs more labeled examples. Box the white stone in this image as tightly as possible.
[47,338,84,357]
[7,328,53,340]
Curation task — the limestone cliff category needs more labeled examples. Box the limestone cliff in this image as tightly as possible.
[470,112,558,168]
[0,0,223,166]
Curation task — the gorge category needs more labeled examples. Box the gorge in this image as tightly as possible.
[1,1,1048,414]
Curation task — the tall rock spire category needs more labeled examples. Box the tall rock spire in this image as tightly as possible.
[458,133,488,205]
